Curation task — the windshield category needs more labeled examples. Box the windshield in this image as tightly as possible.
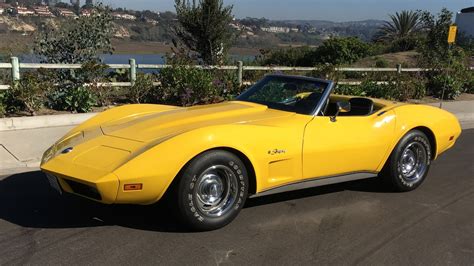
[236,75,330,115]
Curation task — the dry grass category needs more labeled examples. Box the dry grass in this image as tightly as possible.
[352,51,419,68]
[0,34,33,56]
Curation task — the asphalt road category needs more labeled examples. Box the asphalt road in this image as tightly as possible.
[1,130,473,265]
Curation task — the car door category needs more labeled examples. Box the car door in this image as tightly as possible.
[302,110,396,179]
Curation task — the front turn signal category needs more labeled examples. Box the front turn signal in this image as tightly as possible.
[124,184,143,191]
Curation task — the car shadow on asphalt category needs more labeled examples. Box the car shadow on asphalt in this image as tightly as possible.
[245,177,394,208]
[0,170,392,232]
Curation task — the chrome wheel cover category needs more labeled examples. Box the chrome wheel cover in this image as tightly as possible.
[399,142,428,185]
[194,165,238,217]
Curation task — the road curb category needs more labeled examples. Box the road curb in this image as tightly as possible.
[456,113,474,122]
[0,113,97,132]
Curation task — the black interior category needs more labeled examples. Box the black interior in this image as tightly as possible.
[294,92,323,114]
[345,97,375,116]
[323,97,375,117]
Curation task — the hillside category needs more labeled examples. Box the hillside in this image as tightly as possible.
[0,16,35,32]
[0,5,385,55]
[352,51,420,68]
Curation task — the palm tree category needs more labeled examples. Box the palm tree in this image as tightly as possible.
[375,10,421,43]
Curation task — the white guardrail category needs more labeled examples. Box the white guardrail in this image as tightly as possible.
[0,57,473,90]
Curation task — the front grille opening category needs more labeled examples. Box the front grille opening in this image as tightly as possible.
[64,179,102,201]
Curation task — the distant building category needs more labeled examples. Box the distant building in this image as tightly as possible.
[112,12,136,20]
[456,7,474,38]
[260,26,291,33]
[16,6,35,16]
[57,8,77,18]
[80,8,92,16]
[33,5,54,17]
[144,18,158,25]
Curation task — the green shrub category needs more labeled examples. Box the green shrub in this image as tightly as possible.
[392,75,427,101]
[213,69,241,100]
[76,61,113,106]
[258,37,371,67]
[308,63,343,82]
[387,35,421,53]
[410,77,428,100]
[465,71,474,94]
[48,84,97,113]
[8,73,49,116]
[128,73,155,104]
[315,37,371,65]
[334,84,367,96]
[0,91,6,117]
[375,57,389,68]
[343,71,365,80]
[157,65,217,106]
[338,74,427,101]
[107,68,130,82]
[358,80,391,99]
[259,47,314,67]
[427,73,463,100]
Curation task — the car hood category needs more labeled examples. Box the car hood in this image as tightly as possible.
[100,101,294,142]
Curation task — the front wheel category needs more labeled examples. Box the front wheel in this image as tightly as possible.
[175,150,248,231]
[380,130,432,192]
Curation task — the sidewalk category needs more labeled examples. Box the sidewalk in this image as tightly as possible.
[427,100,474,122]
[1,101,473,175]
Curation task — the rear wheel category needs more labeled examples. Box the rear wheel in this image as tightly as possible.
[175,150,248,231]
[380,130,432,192]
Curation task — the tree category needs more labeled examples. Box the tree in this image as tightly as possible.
[314,37,371,65]
[34,5,114,64]
[418,8,455,67]
[418,8,470,100]
[174,0,235,65]
[375,10,421,51]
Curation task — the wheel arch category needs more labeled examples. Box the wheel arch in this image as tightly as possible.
[215,147,257,195]
[411,126,437,160]
[163,146,258,200]
[378,125,438,172]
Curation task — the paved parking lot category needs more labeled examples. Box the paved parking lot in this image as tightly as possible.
[1,129,473,265]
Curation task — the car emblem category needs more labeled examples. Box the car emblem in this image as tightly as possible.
[61,147,74,154]
[268,149,286,155]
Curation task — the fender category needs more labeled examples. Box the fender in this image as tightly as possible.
[112,121,305,204]
[376,104,461,172]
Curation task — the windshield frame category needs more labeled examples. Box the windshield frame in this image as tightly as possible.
[236,74,335,116]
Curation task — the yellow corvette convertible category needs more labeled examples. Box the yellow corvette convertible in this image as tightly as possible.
[41,75,461,230]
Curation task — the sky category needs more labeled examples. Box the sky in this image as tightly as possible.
[99,0,474,21]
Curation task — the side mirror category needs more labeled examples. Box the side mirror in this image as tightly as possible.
[331,101,351,122]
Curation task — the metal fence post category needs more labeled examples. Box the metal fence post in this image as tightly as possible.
[237,61,243,87]
[129,58,137,85]
[11,57,20,82]
[397,64,402,74]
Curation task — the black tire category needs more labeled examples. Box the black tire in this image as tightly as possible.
[380,130,432,192]
[175,150,249,231]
